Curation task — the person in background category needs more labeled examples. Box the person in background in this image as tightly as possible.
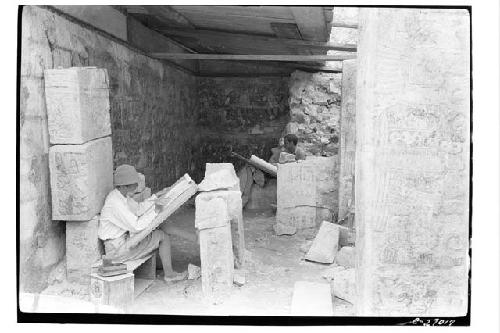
[282,134,307,161]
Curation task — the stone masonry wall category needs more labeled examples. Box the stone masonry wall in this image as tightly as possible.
[196,77,289,175]
[20,6,199,292]
[355,8,470,316]
[286,71,342,156]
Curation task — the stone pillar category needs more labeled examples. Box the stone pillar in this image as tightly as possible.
[355,9,470,316]
[195,192,235,301]
[276,156,338,231]
[338,60,357,222]
[45,67,113,285]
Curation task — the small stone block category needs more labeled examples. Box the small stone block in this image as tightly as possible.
[49,136,113,221]
[205,163,240,191]
[66,216,102,283]
[335,246,355,268]
[188,263,201,280]
[305,221,340,263]
[290,281,333,316]
[198,163,240,192]
[195,195,230,230]
[199,224,234,299]
[44,67,111,144]
[233,270,246,287]
[90,272,134,309]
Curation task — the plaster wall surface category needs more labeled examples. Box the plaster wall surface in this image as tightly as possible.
[355,8,470,316]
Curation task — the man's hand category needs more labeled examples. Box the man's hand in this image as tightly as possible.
[156,186,171,197]
[154,199,165,213]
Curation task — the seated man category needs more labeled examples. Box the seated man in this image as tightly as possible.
[98,164,191,282]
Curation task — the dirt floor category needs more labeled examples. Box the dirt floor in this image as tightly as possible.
[130,207,354,316]
[40,206,354,316]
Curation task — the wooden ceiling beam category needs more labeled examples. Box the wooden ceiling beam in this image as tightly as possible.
[142,5,195,28]
[157,28,357,51]
[290,7,329,42]
[150,53,355,62]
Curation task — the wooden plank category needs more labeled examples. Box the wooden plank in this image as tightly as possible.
[151,53,355,61]
[330,21,359,29]
[142,5,195,28]
[158,28,357,52]
[270,22,302,39]
[198,60,293,77]
[126,16,198,72]
[172,5,295,21]
[291,7,329,42]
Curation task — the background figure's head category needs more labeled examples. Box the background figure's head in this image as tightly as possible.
[113,164,139,197]
[284,134,299,154]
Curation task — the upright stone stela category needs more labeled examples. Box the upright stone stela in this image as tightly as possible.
[277,157,338,230]
[355,9,470,316]
[45,67,113,285]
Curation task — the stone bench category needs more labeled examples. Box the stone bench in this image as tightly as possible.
[89,251,157,309]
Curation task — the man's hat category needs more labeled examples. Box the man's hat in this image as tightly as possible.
[113,164,139,186]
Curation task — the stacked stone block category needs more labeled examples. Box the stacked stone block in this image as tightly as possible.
[195,163,245,301]
[45,67,113,283]
[276,156,338,232]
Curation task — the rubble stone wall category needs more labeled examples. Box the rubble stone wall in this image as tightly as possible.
[20,5,199,292]
[286,71,342,156]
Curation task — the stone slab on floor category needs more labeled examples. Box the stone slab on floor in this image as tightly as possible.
[305,221,340,264]
[199,224,234,300]
[66,215,103,283]
[44,67,111,144]
[49,136,113,221]
[290,281,333,316]
[331,268,355,304]
[196,190,245,267]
